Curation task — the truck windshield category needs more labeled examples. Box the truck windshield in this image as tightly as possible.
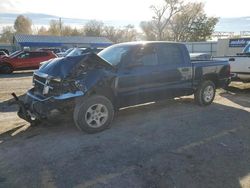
[243,43,250,53]
[98,45,131,66]
[9,51,21,58]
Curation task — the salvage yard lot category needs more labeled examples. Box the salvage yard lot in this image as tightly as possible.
[0,71,250,188]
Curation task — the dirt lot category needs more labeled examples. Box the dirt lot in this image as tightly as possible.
[0,71,250,188]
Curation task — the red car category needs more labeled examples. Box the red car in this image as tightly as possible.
[0,51,8,58]
[0,51,57,74]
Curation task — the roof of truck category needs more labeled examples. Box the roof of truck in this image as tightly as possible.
[117,41,181,45]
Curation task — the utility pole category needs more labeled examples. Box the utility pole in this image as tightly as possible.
[59,17,62,36]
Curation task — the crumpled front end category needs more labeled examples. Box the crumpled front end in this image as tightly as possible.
[13,53,113,124]
[14,70,85,123]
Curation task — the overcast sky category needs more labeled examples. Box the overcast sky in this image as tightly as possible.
[0,0,250,20]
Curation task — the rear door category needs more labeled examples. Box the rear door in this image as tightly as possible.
[155,44,193,97]
[29,52,51,68]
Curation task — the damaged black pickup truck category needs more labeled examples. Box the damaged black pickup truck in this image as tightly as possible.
[13,42,230,133]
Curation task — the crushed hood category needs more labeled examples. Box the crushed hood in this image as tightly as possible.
[38,53,114,79]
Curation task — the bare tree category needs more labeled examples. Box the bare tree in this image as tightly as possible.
[120,25,138,42]
[103,25,138,43]
[14,15,32,34]
[37,26,48,35]
[140,21,157,40]
[103,26,121,43]
[171,2,218,41]
[150,0,183,40]
[83,20,104,36]
[141,0,218,42]
[48,20,62,36]
[0,26,15,43]
[70,27,83,36]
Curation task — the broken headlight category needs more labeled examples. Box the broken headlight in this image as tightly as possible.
[50,77,62,82]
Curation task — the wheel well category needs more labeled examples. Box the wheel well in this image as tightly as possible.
[202,74,218,87]
[87,87,116,106]
[1,62,13,69]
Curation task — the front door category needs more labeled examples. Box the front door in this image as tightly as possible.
[14,52,33,69]
[117,44,161,106]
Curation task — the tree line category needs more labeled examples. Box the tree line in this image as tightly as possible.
[0,0,218,44]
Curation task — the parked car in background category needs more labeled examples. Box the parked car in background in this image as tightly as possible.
[92,47,105,54]
[57,48,74,57]
[0,51,8,58]
[0,49,9,55]
[213,43,250,84]
[13,41,230,133]
[66,47,105,57]
[37,48,62,54]
[66,48,92,57]
[0,51,57,74]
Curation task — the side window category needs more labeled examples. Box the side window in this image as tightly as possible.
[133,46,158,66]
[40,52,49,57]
[157,45,184,65]
[106,47,130,65]
[244,44,250,53]
[30,52,48,58]
[18,52,30,59]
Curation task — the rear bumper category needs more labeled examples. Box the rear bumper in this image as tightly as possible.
[13,88,84,123]
[231,72,250,82]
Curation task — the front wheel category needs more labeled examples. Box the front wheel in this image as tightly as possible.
[73,95,114,133]
[0,64,13,74]
[194,80,216,106]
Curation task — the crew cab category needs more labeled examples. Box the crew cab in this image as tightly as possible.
[0,51,57,74]
[13,42,230,133]
[213,43,250,83]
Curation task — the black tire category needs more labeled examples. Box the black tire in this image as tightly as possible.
[30,119,42,127]
[0,64,13,74]
[222,79,231,90]
[194,80,216,106]
[73,95,114,133]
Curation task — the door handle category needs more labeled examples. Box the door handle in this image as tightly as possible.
[229,58,235,61]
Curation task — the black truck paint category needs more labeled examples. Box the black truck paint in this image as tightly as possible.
[13,41,230,133]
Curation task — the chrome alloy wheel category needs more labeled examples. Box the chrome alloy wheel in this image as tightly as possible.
[203,85,214,103]
[85,104,108,128]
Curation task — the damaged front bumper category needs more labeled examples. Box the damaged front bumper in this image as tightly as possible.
[12,88,84,124]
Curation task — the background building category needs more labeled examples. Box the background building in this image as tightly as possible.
[1,34,249,57]
[13,34,113,50]
[185,38,250,56]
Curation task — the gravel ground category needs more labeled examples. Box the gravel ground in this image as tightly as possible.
[0,71,250,188]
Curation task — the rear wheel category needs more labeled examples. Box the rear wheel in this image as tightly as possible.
[73,95,114,133]
[194,80,216,106]
[0,64,13,74]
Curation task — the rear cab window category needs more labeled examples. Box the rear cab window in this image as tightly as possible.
[17,52,30,59]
